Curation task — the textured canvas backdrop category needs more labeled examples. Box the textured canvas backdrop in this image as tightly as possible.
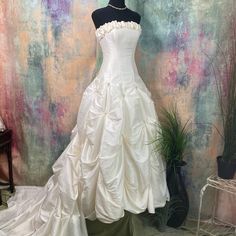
[0,0,235,219]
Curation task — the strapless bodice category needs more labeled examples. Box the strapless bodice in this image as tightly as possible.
[95,21,142,83]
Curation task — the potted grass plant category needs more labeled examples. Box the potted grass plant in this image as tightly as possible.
[216,28,236,179]
[148,105,190,228]
[216,57,236,179]
[204,15,236,179]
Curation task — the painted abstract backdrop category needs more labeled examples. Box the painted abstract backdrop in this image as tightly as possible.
[0,0,235,219]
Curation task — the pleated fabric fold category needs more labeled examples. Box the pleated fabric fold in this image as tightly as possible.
[77,75,170,224]
[0,131,88,236]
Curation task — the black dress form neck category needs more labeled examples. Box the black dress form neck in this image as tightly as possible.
[108,0,126,8]
[91,0,141,29]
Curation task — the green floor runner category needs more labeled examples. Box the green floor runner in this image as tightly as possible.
[86,211,145,236]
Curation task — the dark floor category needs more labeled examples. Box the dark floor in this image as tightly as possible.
[1,190,235,235]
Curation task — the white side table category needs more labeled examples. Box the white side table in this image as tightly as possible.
[196,175,236,235]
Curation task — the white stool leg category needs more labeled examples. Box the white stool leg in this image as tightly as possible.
[196,184,209,236]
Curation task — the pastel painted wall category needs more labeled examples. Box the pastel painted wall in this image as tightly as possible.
[0,0,235,219]
[0,0,98,184]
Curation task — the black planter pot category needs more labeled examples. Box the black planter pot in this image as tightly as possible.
[217,156,236,179]
[166,161,189,228]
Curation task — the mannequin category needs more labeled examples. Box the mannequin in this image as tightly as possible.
[91,0,141,29]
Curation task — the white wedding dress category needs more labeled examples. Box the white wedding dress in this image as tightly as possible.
[0,20,169,236]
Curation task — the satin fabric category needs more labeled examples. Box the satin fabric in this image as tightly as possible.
[77,21,169,223]
[0,130,88,236]
[0,20,169,235]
